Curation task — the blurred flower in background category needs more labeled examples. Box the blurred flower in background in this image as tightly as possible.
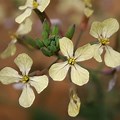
[57,0,93,24]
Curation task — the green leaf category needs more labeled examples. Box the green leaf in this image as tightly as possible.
[65,24,75,39]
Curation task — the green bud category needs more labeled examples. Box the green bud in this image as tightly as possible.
[41,47,53,57]
[48,45,57,53]
[55,36,60,48]
[42,31,49,39]
[65,24,75,39]
[50,41,56,46]
[51,25,59,36]
[35,39,44,48]
[43,20,50,33]
[43,39,50,47]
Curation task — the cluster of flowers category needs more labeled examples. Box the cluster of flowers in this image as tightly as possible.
[0,0,120,117]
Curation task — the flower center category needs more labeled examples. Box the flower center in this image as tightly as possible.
[21,75,29,83]
[33,1,39,9]
[100,38,109,45]
[68,58,76,65]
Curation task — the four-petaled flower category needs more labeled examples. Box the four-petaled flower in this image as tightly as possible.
[0,53,49,108]
[90,18,120,68]
[15,0,50,23]
[49,37,94,86]
[0,18,32,59]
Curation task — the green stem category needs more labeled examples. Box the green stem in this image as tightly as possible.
[34,9,51,26]
[17,36,38,49]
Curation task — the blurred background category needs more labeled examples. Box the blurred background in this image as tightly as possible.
[0,0,120,120]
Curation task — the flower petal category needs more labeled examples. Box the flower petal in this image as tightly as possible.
[68,91,80,117]
[92,44,103,62]
[84,7,93,17]
[75,43,94,62]
[90,21,103,39]
[104,46,120,68]
[71,64,89,86]
[49,61,70,81]
[37,0,50,12]
[14,53,33,75]
[15,8,32,24]
[102,18,119,38]
[30,75,48,93]
[16,18,32,35]
[0,67,21,84]
[59,37,74,58]
[1,39,17,59]
[19,84,35,108]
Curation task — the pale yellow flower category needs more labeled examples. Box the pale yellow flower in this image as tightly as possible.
[0,53,49,108]
[90,18,120,68]
[49,37,94,86]
[15,0,50,23]
[0,38,17,59]
[68,89,81,117]
[57,0,93,18]
[1,18,32,59]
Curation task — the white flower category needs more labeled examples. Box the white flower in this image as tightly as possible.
[0,18,32,59]
[0,53,49,108]
[0,38,17,59]
[16,18,33,36]
[68,90,81,117]
[15,0,50,23]
[90,18,120,68]
[49,37,94,86]
[57,0,93,18]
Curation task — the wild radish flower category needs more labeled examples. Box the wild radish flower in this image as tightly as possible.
[0,18,32,59]
[0,53,49,108]
[15,0,50,23]
[49,37,94,86]
[57,0,93,18]
[90,18,120,68]
[68,89,81,117]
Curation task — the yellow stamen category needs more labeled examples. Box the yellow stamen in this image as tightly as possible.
[68,58,76,65]
[21,75,29,83]
[33,1,39,9]
[100,38,109,45]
